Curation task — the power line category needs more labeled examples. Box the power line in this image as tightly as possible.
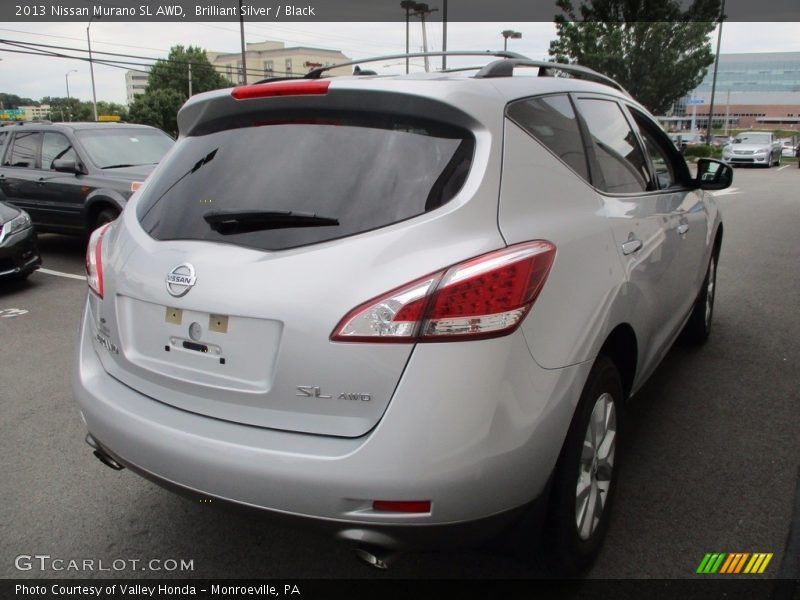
[0,38,287,78]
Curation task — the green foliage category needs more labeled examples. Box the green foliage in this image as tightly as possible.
[147,45,229,97]
[39,97,128,122]
[0,93,37,109]
[683,145,714,158]
[128,88,185,136]
[549,0,721,114]
[127,45,228,134]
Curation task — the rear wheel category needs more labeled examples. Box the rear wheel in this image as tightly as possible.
[547,355,623,575]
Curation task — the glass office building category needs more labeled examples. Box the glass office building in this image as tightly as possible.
[666,52,800,130]
[694,52,800,94]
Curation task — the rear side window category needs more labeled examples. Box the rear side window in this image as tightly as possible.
[575,98,650,194]
[5,131,41,168]
[137,116,474,251]
[506,94,589,182]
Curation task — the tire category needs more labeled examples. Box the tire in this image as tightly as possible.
[94,208,119,230]
[681,252,717,345]
[547,354,623,575]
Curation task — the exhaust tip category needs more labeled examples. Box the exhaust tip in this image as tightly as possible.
[93,449,125,471]
[86,434,125,471]
[355,545,396,570]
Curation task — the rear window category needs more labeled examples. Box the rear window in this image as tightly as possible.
[137,116,474,251]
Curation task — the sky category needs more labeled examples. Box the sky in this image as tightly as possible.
[1,21,799,105]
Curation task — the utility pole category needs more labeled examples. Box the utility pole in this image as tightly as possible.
[441,0,447,71]
[87,15,100,122]
[238,0,247,83]
[188,62,192,96]
[412,3,438,72]
[400,1,416,74]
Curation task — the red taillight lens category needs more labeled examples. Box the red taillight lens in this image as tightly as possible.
[331,241,556,343]
[372,500,431,514]
[231,79,331,100]
[86,223,111,298]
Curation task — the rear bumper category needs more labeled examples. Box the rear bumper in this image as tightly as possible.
[74,297,591,549]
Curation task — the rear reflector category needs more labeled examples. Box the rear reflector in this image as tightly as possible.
[372,500,431,514]
[231,79,331,100]
[331,241,556,343]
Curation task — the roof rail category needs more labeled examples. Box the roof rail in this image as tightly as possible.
[475,59,629,95]
[304,50,528,79]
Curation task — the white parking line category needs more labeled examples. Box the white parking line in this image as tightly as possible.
[777,165,791,171]
[37,268,86,281]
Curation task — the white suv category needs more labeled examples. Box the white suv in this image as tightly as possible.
[73,52,730,573]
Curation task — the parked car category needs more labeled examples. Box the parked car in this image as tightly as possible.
[721,131,782,167]
[780,139,797,157]
[711,135,733,148]
[73,53,730,574]
[668,131,705,153]
[0,121,174,235]
[0,200,41,280]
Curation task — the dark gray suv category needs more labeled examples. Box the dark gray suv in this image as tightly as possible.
[0,121,173,234]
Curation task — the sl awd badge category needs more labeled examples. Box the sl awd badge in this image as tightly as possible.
[166,263,197,297]
[296,386,372,402]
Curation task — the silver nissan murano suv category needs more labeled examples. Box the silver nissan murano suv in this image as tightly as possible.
[74,52,730,573]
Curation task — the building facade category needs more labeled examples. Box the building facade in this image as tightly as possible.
[209,40,351,84]
[666,52,800,131]
[125,69,149,104]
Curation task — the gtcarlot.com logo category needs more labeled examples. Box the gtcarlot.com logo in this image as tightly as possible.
[14,554,194,573]
[696,552,773,574]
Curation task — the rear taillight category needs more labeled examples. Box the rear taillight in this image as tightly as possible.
[86,223,111,298]
[331,241,556,343]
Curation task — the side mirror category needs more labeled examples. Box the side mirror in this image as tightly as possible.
[695,158,732,191]
[52,159,83,174]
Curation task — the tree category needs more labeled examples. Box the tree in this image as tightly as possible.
[128,88,185,136]
[147,45,229,98]
[41,96,92,122]
[549,0,720,115]
[127,45,228,134]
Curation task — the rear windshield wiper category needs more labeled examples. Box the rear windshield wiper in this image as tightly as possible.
[203,210,339,235]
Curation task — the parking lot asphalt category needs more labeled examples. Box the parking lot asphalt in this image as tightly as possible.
[1,166,799,583]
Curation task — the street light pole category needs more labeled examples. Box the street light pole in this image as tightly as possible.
[501,29,522,52]
[65,69,77,122]
[706,0,725,145]
[86,16,100,122]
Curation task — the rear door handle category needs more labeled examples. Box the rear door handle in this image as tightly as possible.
[621,239,643,255]
[677,224,689,235]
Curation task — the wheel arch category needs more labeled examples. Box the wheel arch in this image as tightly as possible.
[596,324,638,401]
[85,192,126,231]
